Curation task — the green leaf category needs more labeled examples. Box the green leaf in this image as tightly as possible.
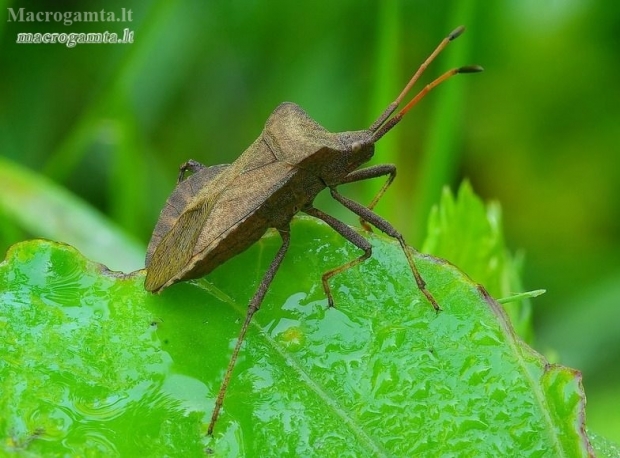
[589,432,620,458]
[1,218,593,456]
[423,181,534,342]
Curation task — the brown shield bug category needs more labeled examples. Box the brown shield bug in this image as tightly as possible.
[145,25,482,434]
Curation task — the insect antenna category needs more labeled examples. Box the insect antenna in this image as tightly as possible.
[370,26,483,142]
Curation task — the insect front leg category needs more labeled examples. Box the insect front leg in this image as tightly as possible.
[339,164,396,232]
[302,206,372,308]
[329,188,441,312]
[208,227,291,436]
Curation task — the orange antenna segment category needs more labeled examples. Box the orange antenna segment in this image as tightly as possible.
[370,25,482,142]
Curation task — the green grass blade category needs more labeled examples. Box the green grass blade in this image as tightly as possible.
[0,157,143,271]
[413,0,479,243]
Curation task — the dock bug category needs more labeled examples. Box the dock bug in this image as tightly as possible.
[145,25,482,435]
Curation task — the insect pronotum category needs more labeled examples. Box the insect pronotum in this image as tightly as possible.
[144,25,482,435]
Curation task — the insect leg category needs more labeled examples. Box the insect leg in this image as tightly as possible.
[303,206,372,308]
[208,227,291,436]
[177,159,207,183]
[329,188,441,312]
[340,164,396,231]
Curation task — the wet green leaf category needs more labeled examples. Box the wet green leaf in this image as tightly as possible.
[423,181,534,342]
[0,218,593,456]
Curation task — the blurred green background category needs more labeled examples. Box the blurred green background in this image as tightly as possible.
[1,0,618,443]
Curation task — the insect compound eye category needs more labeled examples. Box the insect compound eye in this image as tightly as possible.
[351,141,364,153]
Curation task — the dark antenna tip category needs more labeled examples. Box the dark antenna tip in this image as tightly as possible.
[448,25,466,41]
[458,65,484,74]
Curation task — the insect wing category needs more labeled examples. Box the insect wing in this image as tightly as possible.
[146,164,229,266]
[190,159,296,256]
[145,165,230,292]
[145,198,216,292]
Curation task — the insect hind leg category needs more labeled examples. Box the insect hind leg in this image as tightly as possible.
[329,188,441,312]
[208,226,291,435]
[303,206,372,308]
